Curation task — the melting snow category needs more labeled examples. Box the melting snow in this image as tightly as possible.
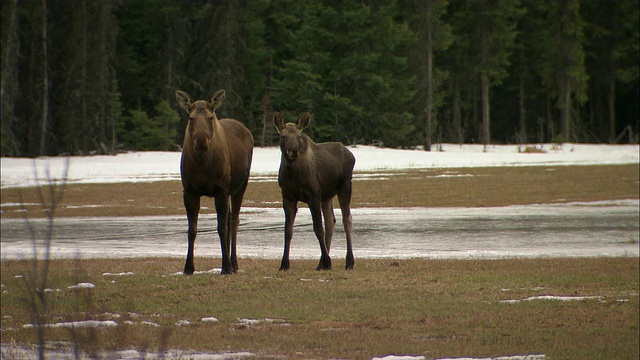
[170,268,222,276]
[0,344,254,360]
[500,295,604,304]
[2,144,637,189]
[23,320,117,329]
[236,318,261,326]
[67,282,95,289]
[102,272,135,276]
[372,355,546,360]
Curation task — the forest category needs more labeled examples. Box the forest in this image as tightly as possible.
[1,0,638,157]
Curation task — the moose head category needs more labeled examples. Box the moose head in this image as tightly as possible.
[176,89,226,157]
[273,112,311,162]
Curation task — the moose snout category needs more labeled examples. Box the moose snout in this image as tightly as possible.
[286,149,299,160]
[193,132,211,154]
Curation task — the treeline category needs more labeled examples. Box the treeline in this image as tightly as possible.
[1,0,638,157]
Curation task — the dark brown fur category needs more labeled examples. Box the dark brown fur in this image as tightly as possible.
[273,112,355,270]
[176,89,254,274]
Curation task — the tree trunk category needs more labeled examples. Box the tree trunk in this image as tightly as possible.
[453,80,462,144]
[472,87,478,143]
[424,59,433,151]
[81,0,89,152]
[481,73,490,145]
[98,2,109,153]
[478,8,490,147]
[261,59,273,147]
[39,0,49,156]
[260,91,269,147]
[608,66,616,143]
[546,92,553,142]
[424,10,433,152]
[561,76,571,142]
[518,75,527,143]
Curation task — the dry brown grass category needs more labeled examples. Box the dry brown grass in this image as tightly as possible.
[1,257,638,359]
[2,164,638,218]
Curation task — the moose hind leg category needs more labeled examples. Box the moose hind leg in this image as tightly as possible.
[183,192,201,275]
[230,184,247,273]
[338,186,354,270]
[322,200,335,253]
[280,199,297,271]
[310,200,331,270]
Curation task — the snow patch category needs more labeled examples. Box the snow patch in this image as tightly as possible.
[170,268,222,276]
[23,320,117,329]
[0,343,254,360]
[103,271,135,276]
[431,356,545,360]
[2,144,637,189]
[67,282,95,289]
[500,295,604,304]
[236,318,261,326]
[372,355,546,360]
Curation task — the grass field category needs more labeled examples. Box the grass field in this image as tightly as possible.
[1,164,638,359]
[1,258,638,359]
[1,164,638,218]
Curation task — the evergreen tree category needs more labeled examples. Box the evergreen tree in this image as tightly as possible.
[454,0,523,145]
[583,0,639,142]
[270,1,416,147]
[13,0,49,156]
[237,0,272,145]
[1,0,20,156]
[2,0,639,156]
[404,0,452,150]
[538,0,588,143]
[120,101,179,151]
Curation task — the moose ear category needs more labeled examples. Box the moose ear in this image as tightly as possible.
[175,90,193,112]
[296,113,311,131]
[208,89,226,110]
[273,112,286,134]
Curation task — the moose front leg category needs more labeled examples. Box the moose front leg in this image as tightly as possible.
[280,199,297,271]
[215,194,233,274]
[309,199,331,270]
[183,192,201,275]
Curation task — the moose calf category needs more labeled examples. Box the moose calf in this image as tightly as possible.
[273,112,355,271]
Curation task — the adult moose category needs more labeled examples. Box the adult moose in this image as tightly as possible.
[175,89,254,275]
[273,112,355,271]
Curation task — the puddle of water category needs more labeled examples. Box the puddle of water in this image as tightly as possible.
[1,203,638,261]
